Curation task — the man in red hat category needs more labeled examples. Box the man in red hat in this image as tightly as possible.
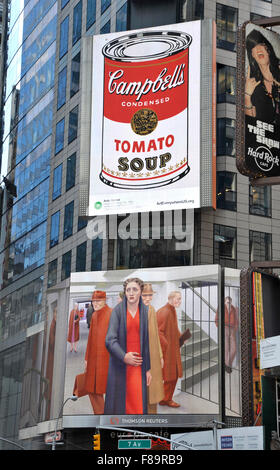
[83,290,112,414]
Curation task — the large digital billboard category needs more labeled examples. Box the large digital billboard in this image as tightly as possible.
[79,20,216,216]
[236,22,280,178]
[62,265,241,429]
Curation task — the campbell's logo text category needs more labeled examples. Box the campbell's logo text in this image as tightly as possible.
[108,64,185,102]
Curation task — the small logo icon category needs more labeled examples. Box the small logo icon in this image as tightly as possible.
[94,201,102,209]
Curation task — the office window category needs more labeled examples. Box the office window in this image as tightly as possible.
[217,172,237,211]
[76,241,87,272]
[87,0,96,30]
[217,64,236,104]
[68,105,78,144]
[70,52,80,98]
[63,200,74,239]
[116,3,127,32]
[216,3,237,51]
[61,250,72,281]
[217,118,235,156]
[250,12,266,21]
[100,20,110,34]
[101,0,111,15]
[249,231,272,263]
[59,16,69,59]
[57,66,67,109]
[52,164,63,200]
[72,0,82,45]
[214,224,237,268]
[180,0,204,21]
[66,153,76,191]
[61,0,70,8]
[50,211,60,248]
[55,118,65,154]
[91,238,102,271]
[78,216,88,231]
[249,185,271,217]
[48,259,57,288]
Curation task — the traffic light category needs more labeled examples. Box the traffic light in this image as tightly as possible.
[93,433,100,450]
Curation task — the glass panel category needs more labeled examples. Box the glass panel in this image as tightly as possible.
[91,238,102,270]
[249,231,272,262]
[57,66,67,109]
[59,15,69,59]
[72,0,82,45]
[214,224,237,268]
[217,64,236,104]
[66,153,76,191]
[216,3,237,51]
[47,259,57,288]
[63,201,74,239]
[101,0,111,15]
[50,211,60,248]
[68,105,78,143]
[76,241,87,272]
[61,250,72,280]
[116,2,127,32]
[217,118,235,156]
[61,0,69,8]
[70,53,80,98]
[86,0,96,30]
[249,185,271,217]
[52,164,62,200]
[55,118,65,154]
[100,20,110,34]
[216,172,237,211]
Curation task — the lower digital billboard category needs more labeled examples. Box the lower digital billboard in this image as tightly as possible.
[62,265,241,428]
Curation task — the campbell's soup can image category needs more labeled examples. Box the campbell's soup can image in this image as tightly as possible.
[100,30,192,190]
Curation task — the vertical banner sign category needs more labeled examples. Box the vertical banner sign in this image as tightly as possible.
[251,272,265,425]
[88,21,215,215]
[237,23,280,178]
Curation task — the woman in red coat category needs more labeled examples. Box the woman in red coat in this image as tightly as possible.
[67,303,80,352]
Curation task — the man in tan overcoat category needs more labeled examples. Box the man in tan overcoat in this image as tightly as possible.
[142,283,164,414]
[156,291,183,408]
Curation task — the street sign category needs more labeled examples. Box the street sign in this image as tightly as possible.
[118,439,151,449]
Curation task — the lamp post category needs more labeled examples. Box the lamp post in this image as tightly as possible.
[52,395,78,450]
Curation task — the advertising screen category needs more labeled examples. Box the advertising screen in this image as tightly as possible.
[62,265,241,428]
[237,23,280,178]
[83,20,216,216]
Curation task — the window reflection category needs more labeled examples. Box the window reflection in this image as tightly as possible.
[249,231,272,263]
[217,172,237,211]
[216,3,238,51]
[214,224,237,268]
[249,185,271,217]
[116,3,127,32]
[63,201,74,239]
[217,64,236,104]
[217,118,235,156]
[86,0,96,30]
[61,250,72,281]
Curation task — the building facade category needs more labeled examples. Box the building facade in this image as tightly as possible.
[0,0,280,450]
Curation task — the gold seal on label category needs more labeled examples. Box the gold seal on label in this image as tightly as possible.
[131,108,158,135]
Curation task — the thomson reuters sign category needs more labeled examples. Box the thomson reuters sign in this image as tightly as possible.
[87,20,216,215]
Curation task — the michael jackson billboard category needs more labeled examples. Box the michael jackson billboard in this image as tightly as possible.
[79,20,216,216]
[237,23,280,178]
[62,265,241,428]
